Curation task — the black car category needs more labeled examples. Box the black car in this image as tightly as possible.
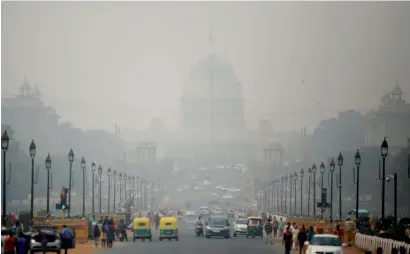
[205,217,230,239]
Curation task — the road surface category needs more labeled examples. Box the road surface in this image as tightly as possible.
[98,218,283,254]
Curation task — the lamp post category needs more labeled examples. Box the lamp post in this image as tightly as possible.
[98,165,103,213]
[320,162,325,219]
[280,177,284,214]
[294,172,298,216]
[91,162,96,214]
[132,176,136,209]
[284,174,288,214]
[81,157,86,217]
[307,168,312,217]
[381,138,388,221]
[113,170,117,214]
[386,173,397,228]
[119,172,123,202]
[312,163,317,218]
[68,148,74,218]
[137,176,140,210]
[124,173,127,200]
[29,140,36,221]
[300,169,304,216]
[107,168,112,214]
[276,180,280,214]
[45,154,52,216]
[271,180,275,213]
[289,174,293,216]
[329,158,335,222]
[1,130,10,218]
[337,152,344,221]
[354,149,361,227]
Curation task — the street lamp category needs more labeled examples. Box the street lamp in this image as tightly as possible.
[119,172,123,202]
[98,165,103,213]
[137,176,140,211]
[354,149,361,227]
[113,170,117,214]
[91,162,96,214]
[124,172,128,200]
[300,169,304,217]
[289,173,293,216]
[294,172,298,216]
[284,174,288,215]
[68,148,74,218]
[319,161,325,219]
[1,130,10,218]
[337,152,344,221]
[329,158,335,221]
[307,168,311,217]
[45,154,52,216]
[381,137,388,220]
[107,168,112,214]
[385,173,397,228]
[312,163,317,218]
[132,176,136,209]
[81,157,86,217]
[29,140,36,221]
[271,180,275,213]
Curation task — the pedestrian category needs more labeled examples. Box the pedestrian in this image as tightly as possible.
[264,218,273,244]
[292,225,299,251]
[16,232,28,254]
[334,225,343,240]
[307,226,316,241]
[297,225,307,254]
[282,226,293,254]
[107,221,115,248]
[93,224,100,248]
[273,217,279,238]
[4,231,17,254]
[100,223,107,248]
[278,218,284,237]
[61,225,73,254]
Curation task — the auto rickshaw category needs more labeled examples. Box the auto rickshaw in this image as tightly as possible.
[132,217,152,242]
[159,217,178,241]
[246,216,263,238]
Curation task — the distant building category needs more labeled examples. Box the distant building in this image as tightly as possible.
[365,81,410,147]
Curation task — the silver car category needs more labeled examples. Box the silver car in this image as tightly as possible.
[30,229,61,254]
[233,219,248,237]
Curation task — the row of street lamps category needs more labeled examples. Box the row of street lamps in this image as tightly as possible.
[1,130,160,220]
[265,137,405,223]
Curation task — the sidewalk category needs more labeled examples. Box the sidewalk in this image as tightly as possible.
[51,240,124,254]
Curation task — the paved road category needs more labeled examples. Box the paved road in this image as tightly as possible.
[98,219,284,254]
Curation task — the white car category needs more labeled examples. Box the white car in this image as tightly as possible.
[200,206,210,215]
[305,234,347,254]
[185,210,197,216]
[233,218,248,237]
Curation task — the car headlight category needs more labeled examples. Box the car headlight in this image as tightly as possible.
[224,227,229,230]
[206,226,211,230]
[31,239,36,244]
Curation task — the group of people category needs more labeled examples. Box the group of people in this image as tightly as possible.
[92,216,123,248]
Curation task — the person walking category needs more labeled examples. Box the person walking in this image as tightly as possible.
[272,217,279,238]
[16,232,28,254]
[4,231,17,254]
[107,221,115,248]
[292,225,299,251]
[282,226,293,254]
[61,225,73,254]
[278,218,284,237]
[307,226,316,241]
[264,219,273,244]
[297,225,307,254]
[100,223,107,248]
[93,224,100,248]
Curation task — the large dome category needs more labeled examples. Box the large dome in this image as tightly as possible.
[182,54,242,99]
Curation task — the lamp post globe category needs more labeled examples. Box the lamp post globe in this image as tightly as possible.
[68,148,74,162]
[320,161,325,174]
[91,162,96,173]
[338,152,343,167]
[300,168,304,178]
[98,165,103,176]
[381,137,388,158]
[1,130,10,151]
[29,140,36,158]
[45,153,52,216]
[308,168,312,177]
[294,172,298,180]
[355,150,361,166]
[46,154,51,170]
[330,158,335,172]
[81,157,86,170]
[312,163,317,174]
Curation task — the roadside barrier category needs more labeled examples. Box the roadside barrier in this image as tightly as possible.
[355,233,410,254]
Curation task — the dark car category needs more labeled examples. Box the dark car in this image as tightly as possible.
[205,217,230,239]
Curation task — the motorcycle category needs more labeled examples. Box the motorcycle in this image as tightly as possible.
[118,232,124,242]
[195,224,203,237]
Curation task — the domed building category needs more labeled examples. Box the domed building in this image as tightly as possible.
[180,54,245,134]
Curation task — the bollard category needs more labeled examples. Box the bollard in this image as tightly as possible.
[392,247,398,254]
[377,247,383,254]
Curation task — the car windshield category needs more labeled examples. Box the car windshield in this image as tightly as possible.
[209,218,227,226]
[310,236,342,246]
[235,219,247,225]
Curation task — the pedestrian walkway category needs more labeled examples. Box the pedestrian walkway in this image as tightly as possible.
[55,240,125,254]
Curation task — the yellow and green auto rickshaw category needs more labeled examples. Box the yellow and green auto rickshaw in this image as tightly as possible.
[159,217,178,241]
[246,216,263,238]
[132,217,152,242]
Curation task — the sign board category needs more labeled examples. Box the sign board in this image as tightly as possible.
[321,188,327,203]
[316,202,331,208]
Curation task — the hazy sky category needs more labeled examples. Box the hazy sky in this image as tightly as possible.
[2,2,410,132]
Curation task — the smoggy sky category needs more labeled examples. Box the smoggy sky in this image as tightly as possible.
[2,2,410,132]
